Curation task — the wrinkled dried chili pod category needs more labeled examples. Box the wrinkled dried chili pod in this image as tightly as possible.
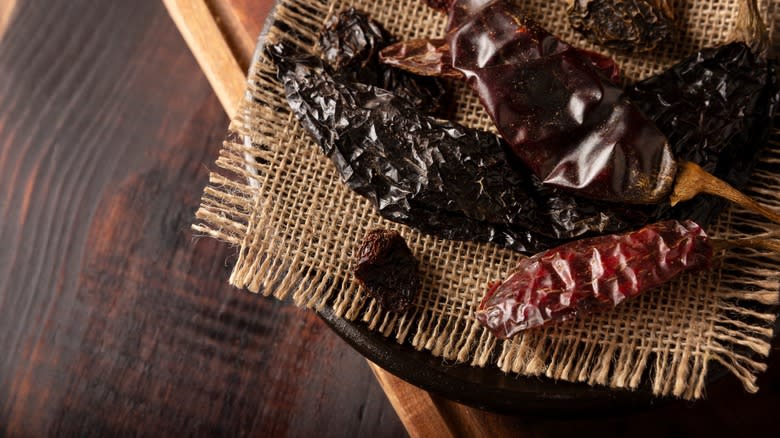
[320,7,388,71]
[319,8,447,113]
[567,0,674,52]
[267,44,636,253]
[478,219,780,337]
[477,220,713,338]
[427,0,499,32]
[629,42,779,226]
[354,229,421,312]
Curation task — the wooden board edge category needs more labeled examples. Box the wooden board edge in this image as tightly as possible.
[162,0,246,118]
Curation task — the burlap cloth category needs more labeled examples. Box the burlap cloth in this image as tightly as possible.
[194,0,780,399]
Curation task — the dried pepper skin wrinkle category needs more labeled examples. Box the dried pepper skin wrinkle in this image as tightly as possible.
[450,0,677,203]
[320,7,388,71]
[629,42,780,225]
[567,0,675,52]
[382,0,678,205]
[268,44,635,253]
[354,229,421,312]
[477,220,713,339]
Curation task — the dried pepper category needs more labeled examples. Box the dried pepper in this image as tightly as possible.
[567,0,675,52]
[268,44,636,253]
[381,0,673,204]
[380,0,780,224]
[477,220,780,338]
[630,42,779,226]
[353,229,421,312]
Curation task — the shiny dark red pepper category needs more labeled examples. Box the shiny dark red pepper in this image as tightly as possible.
[381,0,676,204]
[629,41,779,226]
[477,220,713,338]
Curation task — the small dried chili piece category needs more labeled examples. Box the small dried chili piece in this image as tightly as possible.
[320,7,388,71]
[267,43,636,253]
[354,229,421,312]
[567,0,674,52]
[477,220,713,338]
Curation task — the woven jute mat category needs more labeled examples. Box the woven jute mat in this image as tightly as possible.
[194,0,780,399]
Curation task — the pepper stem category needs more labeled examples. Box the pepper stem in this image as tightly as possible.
[671,161,780,224]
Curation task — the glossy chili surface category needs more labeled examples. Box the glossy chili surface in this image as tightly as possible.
[629,42,780,225]
[383,0,678,204]
[320,8,447,113]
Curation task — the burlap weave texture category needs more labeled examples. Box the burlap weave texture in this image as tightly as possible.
[195,0,780,399]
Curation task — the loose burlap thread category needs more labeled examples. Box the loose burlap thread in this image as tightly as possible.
[194,0,780,399]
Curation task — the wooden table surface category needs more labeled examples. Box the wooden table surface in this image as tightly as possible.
[2,0,780,436]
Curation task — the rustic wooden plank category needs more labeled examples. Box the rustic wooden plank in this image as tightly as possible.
[218,0,271,51]
[0,0,16,41]
[162,0,247,117]
[206,0,267,72]
[369,363,458,438]
[0,0,406,435]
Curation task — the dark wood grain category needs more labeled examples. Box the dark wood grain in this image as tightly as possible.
[0,1,405,436]
[427,360,780,436]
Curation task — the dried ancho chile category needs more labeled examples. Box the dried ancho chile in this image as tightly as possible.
[354,229,421,312]
[567,0,675,52]
[381,0,780,224]
[267,43,636,253]
[320,7,387,71]
[477,220,780,338]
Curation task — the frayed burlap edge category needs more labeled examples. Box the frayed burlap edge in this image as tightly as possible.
[193,0,780,400]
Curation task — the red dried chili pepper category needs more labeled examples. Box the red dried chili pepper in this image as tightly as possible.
[476,220,713,338]
[382,0,674,204]
[477,219,780,338]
